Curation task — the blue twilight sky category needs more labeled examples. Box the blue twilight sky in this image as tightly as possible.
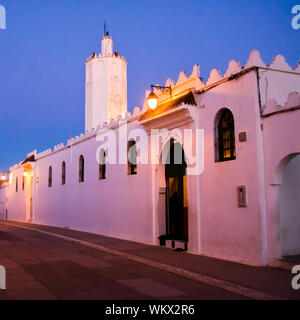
[0,0,299,170]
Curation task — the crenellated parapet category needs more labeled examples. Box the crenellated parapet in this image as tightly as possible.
[85,51,126,64]
[32,106,142,160]
[143,50,300,108]
[262,91,300,117]
[12,50,300,164]
[53,143,65,152]
[36,148,52,159]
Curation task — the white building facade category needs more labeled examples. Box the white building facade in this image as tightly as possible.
[1,35,300,267]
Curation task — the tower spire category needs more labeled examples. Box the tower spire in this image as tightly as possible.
[104,18,109,36]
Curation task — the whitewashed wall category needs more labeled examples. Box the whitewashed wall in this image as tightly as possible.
[33,120,153,245]
[2,50,300,266]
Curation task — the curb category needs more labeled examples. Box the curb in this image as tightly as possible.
[1,222,284,300]
[270,260,293,272]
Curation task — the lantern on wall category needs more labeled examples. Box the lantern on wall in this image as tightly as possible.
[146,84,172,111]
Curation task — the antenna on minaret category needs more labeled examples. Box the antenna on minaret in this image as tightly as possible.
[104,18,109,36]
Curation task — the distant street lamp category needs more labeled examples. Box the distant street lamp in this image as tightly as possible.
[147,85,172,110]
[0,173,8,183]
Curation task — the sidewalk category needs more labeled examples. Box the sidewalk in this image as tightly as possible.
[1,221,299,300]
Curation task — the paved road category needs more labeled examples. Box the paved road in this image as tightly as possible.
[0,224,246,300]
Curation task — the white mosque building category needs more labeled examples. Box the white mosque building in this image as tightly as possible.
[0,33,300,267]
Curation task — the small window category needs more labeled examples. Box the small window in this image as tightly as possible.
[79,155,84,182]
[99,149,106,180]
[215,109,236,162]
[127,140,137,175]
[16,177,18,192]
[62,161,66,185]
[48,166,52,187]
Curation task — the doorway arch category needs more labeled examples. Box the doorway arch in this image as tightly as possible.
[163,139,188,241]
[276,153,300,257]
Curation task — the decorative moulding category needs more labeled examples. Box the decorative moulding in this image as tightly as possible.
[165,78,175,87]
[133,107,141,117]
[294,61,300,73]
[190,64,200,79]
[124,112,131,121]
[225,60,242,77]
[102,122,108,129]
[176,71,189,86]
[206,68,223,86]
[263,91,300,115]
[284,92,300,108]
[245,50,266,69]
[269,54,292,72]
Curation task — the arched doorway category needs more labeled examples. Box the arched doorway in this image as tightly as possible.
[278,154,300,258]
[164,139,188,241]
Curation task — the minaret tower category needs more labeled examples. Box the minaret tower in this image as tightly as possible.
[85,28,127,131]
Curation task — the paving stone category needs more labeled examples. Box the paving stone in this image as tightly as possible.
[119,278,186,298]
[0,223,250,300]
[6,288,57,300]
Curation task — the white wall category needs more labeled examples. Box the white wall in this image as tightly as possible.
[6,167,26,222]
[279,155,300,256]
[259,69,300,107]
[4,56,299,266]
[0,185,7,220]
[195,70,264,265]
[33,121,153,245]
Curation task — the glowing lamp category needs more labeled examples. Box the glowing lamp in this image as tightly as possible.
[147,84,172,111]
[23,171,28,177]
[1,174,6,182]
[147,92,158,110]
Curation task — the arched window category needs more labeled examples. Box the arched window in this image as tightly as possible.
[99,149,106,180]
[79,155,84,182]
[48,166,52,187]
[215,109,236,162]
[127,140,137,175]
[62,161,66,185]
[16,177,18,192]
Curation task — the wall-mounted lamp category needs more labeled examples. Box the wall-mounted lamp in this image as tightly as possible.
[146,85,172,110]
[23,171,28,178]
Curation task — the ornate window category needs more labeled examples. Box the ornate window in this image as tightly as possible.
[62,161,66,185]
[79,155,84,182]
[99,149,106,180]
[215,109,236,162]
[127,140,137,175]
[48,166,52,187]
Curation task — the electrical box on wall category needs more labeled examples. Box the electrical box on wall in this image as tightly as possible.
[237,185,247,208]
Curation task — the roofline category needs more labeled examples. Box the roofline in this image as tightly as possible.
[195,66,300,96]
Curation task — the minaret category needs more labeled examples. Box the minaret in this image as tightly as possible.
[85,30,127,131]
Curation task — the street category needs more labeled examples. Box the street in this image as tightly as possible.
[0,223,245,300]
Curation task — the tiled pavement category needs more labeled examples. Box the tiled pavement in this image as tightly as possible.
[0,223,246,300]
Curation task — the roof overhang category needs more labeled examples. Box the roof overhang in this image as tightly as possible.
[139,91,197,131]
